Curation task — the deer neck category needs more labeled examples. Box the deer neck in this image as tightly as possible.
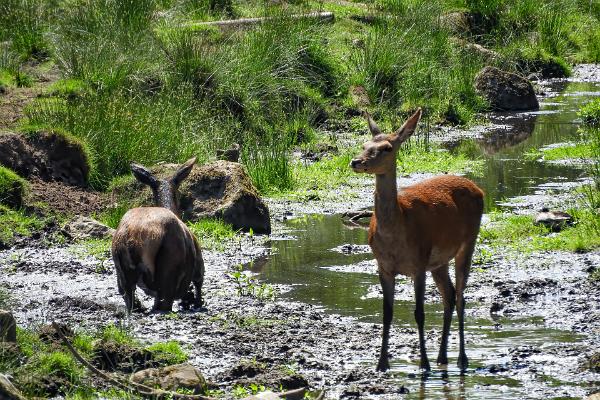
[154,182,179,217]
[374,168,402,233]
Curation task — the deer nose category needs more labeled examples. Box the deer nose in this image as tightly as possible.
[350,159,361,168]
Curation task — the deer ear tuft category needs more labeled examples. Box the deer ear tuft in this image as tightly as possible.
[131,163,159,189]
[171,157,197,186]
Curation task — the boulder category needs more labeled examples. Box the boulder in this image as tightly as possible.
[0,130,90,187]
[130,363,207,394]
[115,161,271,234]
[62,216,114,240]
[474,66,539,111]
[0,374,26,400]
[534,208,574,232]
[181,161,271,233]
[0,310,16,343]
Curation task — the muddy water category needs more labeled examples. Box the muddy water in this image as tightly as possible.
[253,81,600,398]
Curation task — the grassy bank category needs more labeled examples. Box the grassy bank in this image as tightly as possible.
[1,0,599,194]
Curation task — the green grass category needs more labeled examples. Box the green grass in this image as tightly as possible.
[146,341,189,365]
[480,209,600,253]
[526,142,596,162]
[0,205,45,245]
[188,218,238,250]
[579,98,600,126]
[0,166,26,208]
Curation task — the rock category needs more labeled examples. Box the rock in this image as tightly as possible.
[114,160,271,233]
[130,363,207,394]
[451,38,499,61]
[62,216,114,240]
[534,208,574,232]
[0,130,90,187]
[474,66,539,111]
[0,310,16,343]
[0,374,26,400]
[216,143,241,162]
[587,393,600,400]
[349,85,371,109]
[182,161,271,233]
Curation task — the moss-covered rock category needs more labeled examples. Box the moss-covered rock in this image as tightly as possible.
[0,166,26,208]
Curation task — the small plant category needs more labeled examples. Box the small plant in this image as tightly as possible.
[146,341,189,365]
[228,265,276,301]
[579,98,600,126]
[187,218,238,251]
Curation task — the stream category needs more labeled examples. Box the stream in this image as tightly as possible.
[252,79,600,398]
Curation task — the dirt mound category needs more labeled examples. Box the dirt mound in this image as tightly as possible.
[28,179,107,216]
[0,131,90,187]
[92,341,160,373]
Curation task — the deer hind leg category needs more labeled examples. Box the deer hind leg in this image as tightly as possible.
[115,254,143,313]
[455,240,476,372]
[192,257,205,309]
[413,272,430,371]
[431,265,455,365]
[377,271,395,372]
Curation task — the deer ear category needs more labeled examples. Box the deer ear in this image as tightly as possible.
[171,157,197,186]
[362,110,382,137]
[131,163,159,189]
[393,108,422,145]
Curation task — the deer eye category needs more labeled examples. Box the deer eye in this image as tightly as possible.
[382,146,392,152]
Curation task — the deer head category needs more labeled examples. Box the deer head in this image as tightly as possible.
[350,108,422,175]
[130,157,197,217]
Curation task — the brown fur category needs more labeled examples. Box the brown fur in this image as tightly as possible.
[351,109,484,372]
[111,159,204,313]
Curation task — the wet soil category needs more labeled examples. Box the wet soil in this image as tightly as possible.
[1,65,600,399]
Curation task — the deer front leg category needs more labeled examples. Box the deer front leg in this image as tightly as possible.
[414,272,430,371]
[377,271,395,372]
[432,266,455,365]
[455,241,475,372]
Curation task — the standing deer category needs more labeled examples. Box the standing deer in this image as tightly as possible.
[112,158,205,313]
[350,109,484,372]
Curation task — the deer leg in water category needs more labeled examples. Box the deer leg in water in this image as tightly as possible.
[432,266,455,365]
[192,259,204,308]
[455,241,476,372]
[414,272,430,371]
[377,272,395,372]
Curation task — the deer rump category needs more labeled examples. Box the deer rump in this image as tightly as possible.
[112,207,203,303]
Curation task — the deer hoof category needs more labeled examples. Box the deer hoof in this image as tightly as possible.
[420,359,431,372]
[436,355,448,365]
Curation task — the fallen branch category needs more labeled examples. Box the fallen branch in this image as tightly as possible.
[52,322,312,400]
[185,12,334,29]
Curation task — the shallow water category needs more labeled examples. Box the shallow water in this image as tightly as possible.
[254,81,600,398]
[462,80,600,210]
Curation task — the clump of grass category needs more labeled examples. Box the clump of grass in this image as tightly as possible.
[0,0,52,60]
[480,209,600,253]
[0,205,45,246]
[187,218,238,250]
[99,323,137,346]
[146,341,188,365]
[579,98,600,126]
[0,166,26,208]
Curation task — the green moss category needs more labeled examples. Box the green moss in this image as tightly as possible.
[146,341,188,365]
[0,166,26,208]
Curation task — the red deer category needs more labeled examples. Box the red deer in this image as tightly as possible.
[112,158,204,313]
[350,109,484,372]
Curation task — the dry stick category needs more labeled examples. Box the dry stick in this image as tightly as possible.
[52,322,311,400]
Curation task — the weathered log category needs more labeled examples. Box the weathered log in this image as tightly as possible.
[186,12,333,29]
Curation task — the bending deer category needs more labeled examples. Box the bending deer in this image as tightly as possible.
[112,158,204,313]
[350,109,484,372]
